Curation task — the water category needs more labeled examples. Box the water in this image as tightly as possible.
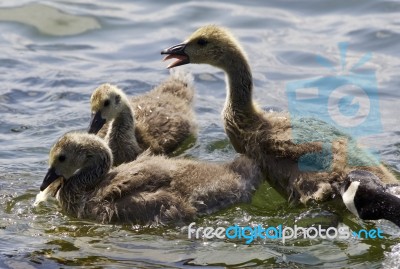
[0,0,400,268]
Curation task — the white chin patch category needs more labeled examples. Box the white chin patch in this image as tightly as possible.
[33,178,62,206]
[33,190,51,206]
[342,181,360,217]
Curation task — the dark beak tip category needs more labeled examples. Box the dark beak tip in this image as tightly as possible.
[88,111,105,135]
[161,43,187,56]
[41,167,60,192]
[161,47,174,55]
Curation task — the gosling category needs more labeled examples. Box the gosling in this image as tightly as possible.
[37,132,262,225]
[161,25,400,227]
[89,70,196,166]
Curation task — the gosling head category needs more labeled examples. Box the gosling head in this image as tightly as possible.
[161,25,245,69]
[40,132,112,191]
[89,84,130,134]
[338,170,386,219]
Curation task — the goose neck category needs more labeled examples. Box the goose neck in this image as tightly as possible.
[223,54,254,115]
[108,105,142,156]
[113,105,135,133]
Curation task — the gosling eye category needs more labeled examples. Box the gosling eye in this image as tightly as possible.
[197,38,208,46]
[58,155,66,162]
[104,99,110,107]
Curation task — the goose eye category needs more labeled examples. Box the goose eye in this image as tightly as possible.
[104,99,110,107]
[58,155,66,162]
[197,38,208,46]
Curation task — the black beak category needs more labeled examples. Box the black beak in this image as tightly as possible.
[161,43,189,68]
[88,111,106,134]
[40,167,61,191]
[161,42,187,56]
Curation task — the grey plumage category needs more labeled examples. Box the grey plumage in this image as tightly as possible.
[161,25,399,206]
[89,70,196,166]
[39,132,262,225]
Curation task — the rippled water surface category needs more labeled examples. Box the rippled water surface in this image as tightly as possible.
[1,0,400,268]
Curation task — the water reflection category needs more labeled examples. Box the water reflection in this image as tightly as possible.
[0,3,100,36]
[0,0,399,267]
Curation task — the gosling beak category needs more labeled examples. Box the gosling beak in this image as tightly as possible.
[161,43,189,68]
[88,111,106,134]
[41,167,61,191]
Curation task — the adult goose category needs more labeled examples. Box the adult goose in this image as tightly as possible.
[89,70,196,166]
[36,132,262,225]
[161,25,400,226]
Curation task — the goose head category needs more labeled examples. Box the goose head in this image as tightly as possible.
[89,84,131,134]
[337,170,385,217]
[161,25,246,70]
[338,170,400,227]
[40,132,112,192]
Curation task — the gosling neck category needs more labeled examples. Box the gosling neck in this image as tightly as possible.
[59,146,111,215]
[222,51,255,115]
[108,104,142,164]
[110,104,136,137]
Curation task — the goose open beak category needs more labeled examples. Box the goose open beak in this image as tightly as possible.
[161,43,189,68]
[88,111,106,134]
[41,167,61,191]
